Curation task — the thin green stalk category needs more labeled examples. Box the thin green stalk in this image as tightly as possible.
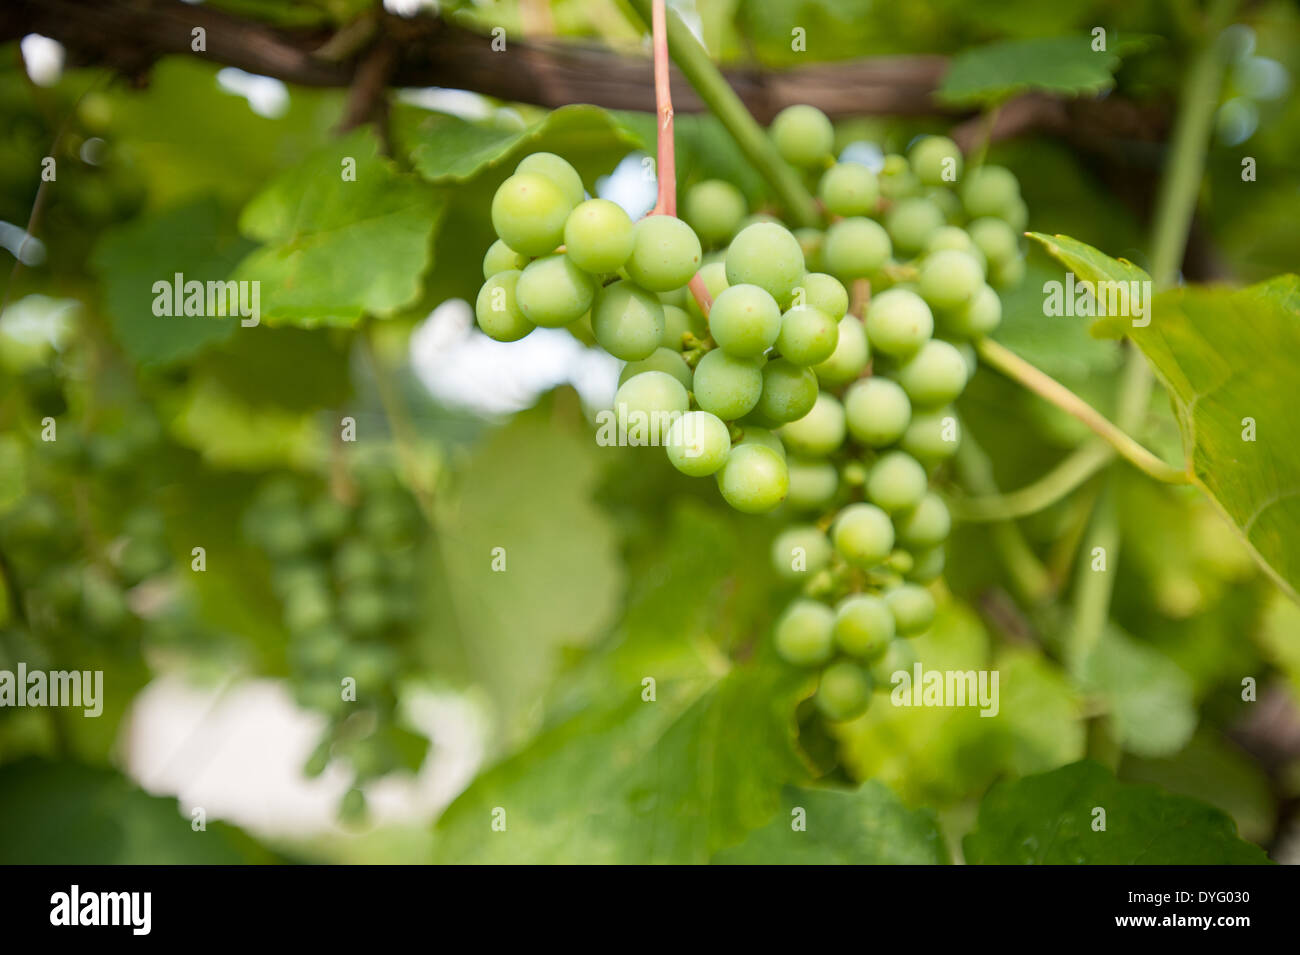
[625,0,821,227]
[951,440,1113,522]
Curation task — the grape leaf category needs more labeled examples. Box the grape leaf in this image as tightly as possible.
[939,36,1128,107]
[712,783,950,864]
[1082,625,1196,758]
[234,129,443,326]
[1026,231,1151,290]
[963,760,1270,864]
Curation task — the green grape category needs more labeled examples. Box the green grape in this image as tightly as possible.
[334,539,383,582]
[844,377,911,447]
[756,359,818,423]
[832,502,895,567]
[927,186,964,225]
[491,172,572,256]
[776,305,838,366]
[989,254,1025,290]
[945,283,1001,338]
[815,661,872,721]
[307,496,350,542]
[692,349,763,420]
[614,370,690,425]
[736,425,786,460]
[918,249,984,310]
[770,104,834,168]
[907,546,946,583]
[1001,196,1029,231]
[868,637,917,688]
[778,391,845,456]
[563,198,634,273]
[717,443,788,513]
[708,283,782,357]
[961,165,1020,219]
[818,162,879,216]
[515,254,596,327]
[834,594,895,659]
[686,260,729,322]
[786,457,839,510]
[683,179,747,245]
[956,341,978,379]
[340,584,391,635]
[894,492,951,549]
[773,598,835,666]
[516,151,585,207]
[967,216,1019,266]
[879,153,921,199]
[812,315,869,387]
[794,272,849,320]
[771,524,833,581]
[794,228,825,272]
[474,270,535,342]
[665,410,731,477]
[283,587,331,640]
[339,787,368,825]
[725,222,806,307]
[893,339,969,407]
[592,279,665,360]
[885,583,936,636]
[626,215,702,291]
[885,197,945,257]
[823,217,891,280]
[660,304,697,349]
[619,347,693,390]
[864,288,933,357]
[909,135,963,187]
[925,225,980,260]
[659,285,689,309]
[482,239,527,279]
[866,450,928,513]
[900,407,960,462]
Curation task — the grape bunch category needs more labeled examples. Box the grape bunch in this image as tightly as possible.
[473,105,1028,723]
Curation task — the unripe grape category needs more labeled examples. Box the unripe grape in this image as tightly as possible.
[885,584,936,636]
[683,179,747,245]
[869,637,917,686]
[813,315,869,387]
[665,410,731,477]
[879,154,921,199]
[564,198,634,273]
[907,546,946,583]
[491,172,572,256]
[794,228,824,272]
[961,165,1021,219]
[619,347,693,390]
[893,339,969,407]
[832,502,895,568]
[614,371,690,424]
[834,594,895,659]
[726,222,805,307]
[474,270,534,342]
[900,407,960,461]
[926,225,981,261]
[776,305,838,366]
[909,135,963,187]
[659,286,689,309]
[885,197,945,257]
[771,524,833,581]
[626,215,702,291]
[927,186,963,225]
[989,253,1025,289]
[1001,197,1029,231]
[709,284,782,357]
[794,272,849,320]
[815,661,872,721]
[866,450,928,513]
[756,359,818,423]
[918,249,984,310]
[693,349,763,420]
[945,284,1001,339]
[819,162,879,216]
[770,104,834,168]
[686,260,730,322]
[778,391,845,456]
[774,598,835,666]
[864,288,933,357]
[844,377,911,447]
[717,443,789,513]
[786,457,839,510]
[482,239,527,279]
[592,279,665,360]
[823,217,891,280]
[660,304,698,350]
[967,216,1019,266]
[894,492,951,549]
[736,425,786,460]
[516,151,585,207]
[516,254,596,327]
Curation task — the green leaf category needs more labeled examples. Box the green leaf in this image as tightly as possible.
[939,36,1129,107]
[0,759,283,864]
[91,197,252,367]
[963,760,1270,864]
[712,783,950,864]
[234,129,443,326]
[1082,625,1196,758]
[1026,231,1151,290]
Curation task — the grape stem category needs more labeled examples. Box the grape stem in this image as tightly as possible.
[646,0,676,218]
[975,338,1190,485]
[950,439,1113,522]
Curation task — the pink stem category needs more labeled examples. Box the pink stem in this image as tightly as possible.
[649,0,676,218]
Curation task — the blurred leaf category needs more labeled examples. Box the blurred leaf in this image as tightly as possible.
[234,129,443,326]
[964,760,1270,864]
[939,36,1130,107]
[713,782,950,864]
[1083,625,1196,758]
[170,375,323,470]
[194,326,352,412]
[0,759,283,863]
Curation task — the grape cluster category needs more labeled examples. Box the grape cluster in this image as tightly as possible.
[473,107,1028,722]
